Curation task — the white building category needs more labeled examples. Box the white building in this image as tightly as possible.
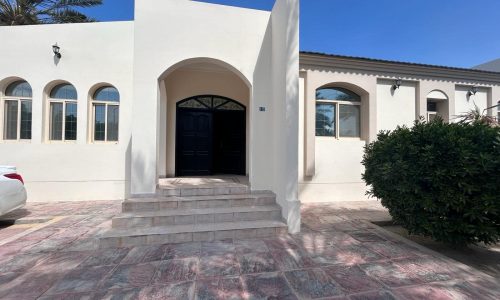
[1,0,499,238]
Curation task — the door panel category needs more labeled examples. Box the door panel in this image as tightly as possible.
[176,110,213,176]
[213,110,246,175]
[175,96,246,177]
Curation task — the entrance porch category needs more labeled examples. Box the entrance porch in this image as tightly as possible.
[99,176,287,247]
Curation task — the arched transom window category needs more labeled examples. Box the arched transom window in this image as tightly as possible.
[48,83,77,141]
[91,86,120,142]
[3,80,32,140]
[316,87,361,138]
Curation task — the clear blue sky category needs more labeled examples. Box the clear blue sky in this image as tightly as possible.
[82,0,500,68]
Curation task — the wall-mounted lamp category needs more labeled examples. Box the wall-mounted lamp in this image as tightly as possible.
[52,43,61,59]
[467,86,478,97]
[392,78,402,90]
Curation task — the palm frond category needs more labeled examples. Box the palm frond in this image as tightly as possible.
[0,0,101,25]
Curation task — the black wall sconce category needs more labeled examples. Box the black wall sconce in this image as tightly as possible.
[52,43,61,59]
[392,78,402,90]
[467,86,478,97]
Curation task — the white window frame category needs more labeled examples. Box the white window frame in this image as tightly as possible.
[316,99,361,139]
[90,100,119,143]
[47,97,77,143]
[1,96,32,142]
[427,111,438,122]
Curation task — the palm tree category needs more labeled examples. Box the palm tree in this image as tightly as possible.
[455,103,499,127]
[0,0,102,25]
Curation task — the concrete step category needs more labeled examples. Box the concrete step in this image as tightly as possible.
[123,192,276,212]
[156,182,249,197]
[112,205,283,228]
[98,220,288,248]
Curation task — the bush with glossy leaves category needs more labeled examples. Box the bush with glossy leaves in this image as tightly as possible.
[362,118,500,245]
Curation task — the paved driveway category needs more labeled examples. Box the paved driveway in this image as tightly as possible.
[0,201,498,299]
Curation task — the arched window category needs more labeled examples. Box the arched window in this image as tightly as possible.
[91,86,119,142]
[3,80,32,140]
[426,90,448,122]
[48,83,77,141]
[315,87,361,138]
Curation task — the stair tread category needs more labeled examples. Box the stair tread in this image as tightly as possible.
[115,205,281,219]
[99,220,287,238]
[127,191,275,203]
[157,182,247,189]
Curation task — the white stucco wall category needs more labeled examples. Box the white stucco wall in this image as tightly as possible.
[299,54,500,204]
[270,0,301,233]
[0,22,134,201]
[131,0,271,195]
[455,86,488,118]
[376,80,417,131]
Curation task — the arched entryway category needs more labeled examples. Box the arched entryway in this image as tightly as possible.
[175,95,246,176]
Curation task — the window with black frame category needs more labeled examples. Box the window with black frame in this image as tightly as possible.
[315,87,361,138]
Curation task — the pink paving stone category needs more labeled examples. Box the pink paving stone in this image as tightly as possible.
[138,281,195,299]
[331,221,362,232]
[311,245,383,266]
[121,245,152,265]
[1,201,499,298]
[38,291,94,300]
[242,272,298,300]
[201,240,235,256]
[16,228,59,241]
[360,261,424,287]
[32,250,92,272]
[284,268,343,299]
[264,236,302,251]
[196,276,245,300]
[92,288,140,299]
[99,262,158,289]
[0,269,64,299]
[393,256,469,283]
[45,265,115,294]
[140,244,170,263]
[392,281,496,300]
[26,236,79,253]
[348,290,397,300]
[163,242,201,259]
[0,252,49,273]
[152,258,198,284]
[0,227,28,240]
[270,247,316,270]
[0,272,22,291]
[238,251,278,274]
[323,265,384,294]
[348,231,387,242]
[199,253,240,278]
[78,247,130,267]
[0,243,26,258]
[363,241,419,259]
[234,239,269,254]
[49,227,91,239]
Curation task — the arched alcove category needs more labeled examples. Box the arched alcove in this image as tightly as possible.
[426,90,449,122]
[157,58,252,177]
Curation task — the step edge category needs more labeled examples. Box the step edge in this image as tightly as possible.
[99,220,288,239]
[114,205,282,219]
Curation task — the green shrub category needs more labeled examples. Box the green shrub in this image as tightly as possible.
[362,119,500,245]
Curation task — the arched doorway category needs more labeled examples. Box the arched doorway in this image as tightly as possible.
[175,95,246,176]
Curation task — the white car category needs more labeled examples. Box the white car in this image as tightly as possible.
[0,166,27,216]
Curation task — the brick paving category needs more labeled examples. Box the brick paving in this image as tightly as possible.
[0,201,498,299]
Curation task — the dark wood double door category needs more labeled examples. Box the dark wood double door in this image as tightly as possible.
[176,96,246,176]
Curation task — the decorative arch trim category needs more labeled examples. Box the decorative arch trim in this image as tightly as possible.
[177,95,245,111]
